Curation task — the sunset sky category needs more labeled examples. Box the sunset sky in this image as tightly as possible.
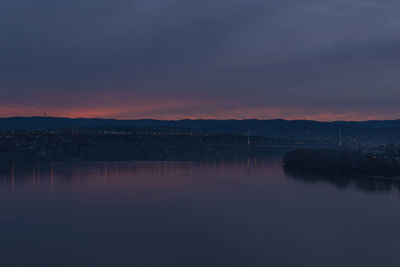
[1,0,400,121]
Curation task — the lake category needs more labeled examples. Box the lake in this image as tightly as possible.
[1,154,399,267]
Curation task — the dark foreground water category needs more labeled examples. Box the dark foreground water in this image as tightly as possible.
[0,156,400,267]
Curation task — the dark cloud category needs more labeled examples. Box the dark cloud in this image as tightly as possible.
[1,0,400,119]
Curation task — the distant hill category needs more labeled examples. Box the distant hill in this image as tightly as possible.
[1,117,400,141]
[0,117,236,131]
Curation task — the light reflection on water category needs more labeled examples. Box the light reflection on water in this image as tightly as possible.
[0,158,280,190]
[0,157,400,267]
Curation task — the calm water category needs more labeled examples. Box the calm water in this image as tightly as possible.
[1,156,400,267]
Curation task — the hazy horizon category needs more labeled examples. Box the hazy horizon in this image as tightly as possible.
[1,115,400,123]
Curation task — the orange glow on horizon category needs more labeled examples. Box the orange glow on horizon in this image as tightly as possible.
[0,103,397,122]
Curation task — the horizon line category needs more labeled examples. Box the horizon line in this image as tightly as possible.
[1,116,399,123]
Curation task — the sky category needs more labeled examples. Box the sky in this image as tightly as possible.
[1,0,400,121]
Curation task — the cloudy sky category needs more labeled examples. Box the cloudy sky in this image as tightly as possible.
[1,0,400,120]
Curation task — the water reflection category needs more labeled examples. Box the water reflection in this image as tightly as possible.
[3,156,400,194]
[1,156,400,267]
[0,156,282,191]
[285,169,400,193]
